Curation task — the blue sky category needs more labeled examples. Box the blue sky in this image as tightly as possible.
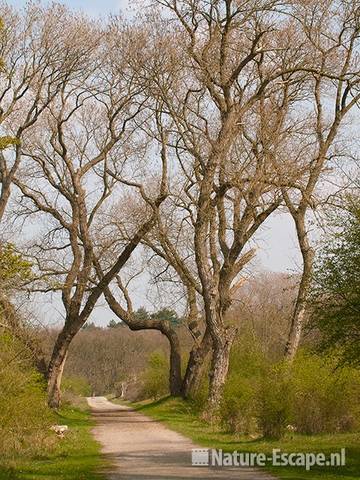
[7,0,132,17]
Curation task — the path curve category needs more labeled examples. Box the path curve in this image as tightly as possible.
[87,396,276,480]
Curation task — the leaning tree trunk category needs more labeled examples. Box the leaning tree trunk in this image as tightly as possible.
[182,328,212,398]
[47,324,77,408]
[206,326,237,416]
[101,283,184,397]
[47,352,68,409]
[285,215,315,361]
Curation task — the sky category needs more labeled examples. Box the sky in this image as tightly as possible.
[7,0,132,17]
[6,0,303,326]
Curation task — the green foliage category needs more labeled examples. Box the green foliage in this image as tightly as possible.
[0,136,19,150]
[291,351,360,434]
[311,199,360,365]
[220,339,360,439]
[256,363,293,439]
[221,338,266,434]
[0,327,103,477]
[62,375,92,398]
[0,333,53,457]
[107,318,124,328]
[151,308,182,326]
[134,306,182,326]
[0,243,32,290]
[219,338,293,439]
[134,307,150,322]
[140,350,169,400]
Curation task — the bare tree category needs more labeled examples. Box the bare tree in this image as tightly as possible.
[281,0,360,360]
[137,0,315,412]
[0,4,98,223]
[5,0,359,413]
[14,18,168,408]
[0,4,95,390]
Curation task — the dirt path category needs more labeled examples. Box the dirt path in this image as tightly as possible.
[87,396,276,480]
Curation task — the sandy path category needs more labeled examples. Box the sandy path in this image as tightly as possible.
[87,396,276,480]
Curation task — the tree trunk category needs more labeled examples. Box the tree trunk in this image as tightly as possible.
[182,328,212,398]
[47,353,67,409]
[284,215,315,361]
[102,283,184,397]
[284,305,307,361]
[206,327,236,416]
[47,325,76,408]
[165,327,183,396]
[0,180,11,223]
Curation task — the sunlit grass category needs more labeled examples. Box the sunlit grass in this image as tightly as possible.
[0,404,106,480]
[134,396,360,480]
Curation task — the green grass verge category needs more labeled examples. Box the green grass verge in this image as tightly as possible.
[0,404,106,480]
[133,396,360,480]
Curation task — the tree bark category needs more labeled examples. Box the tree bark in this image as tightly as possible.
[284,215,315,361]
[0,182,11,223]
[182,328,212,398]
[206,327,236,416]
[166,327,183,396]
[47,324,77,408]
[47,354,67,409]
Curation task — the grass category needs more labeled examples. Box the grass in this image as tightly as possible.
[132,396,360,480]
[0,401,106,480]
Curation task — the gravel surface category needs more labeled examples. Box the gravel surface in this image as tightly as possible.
[87,396,276,480]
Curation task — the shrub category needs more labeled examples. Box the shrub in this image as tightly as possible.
[221,338,360,439]
[222,379,256,434]
[256,363,293,439]
[0,333,54,458]
[291,351,360,434]
[62,375,92,398]
[221,338,267,434]
[139,350,169,400]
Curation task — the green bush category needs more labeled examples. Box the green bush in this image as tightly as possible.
[221,339,360,439]
[0,333,54,457]
[190,376,209,413]
[62,375,92,398]
[291,352,360,434]
[256,363,293,439]
[221,339,266,434]
[139,350,169,400]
